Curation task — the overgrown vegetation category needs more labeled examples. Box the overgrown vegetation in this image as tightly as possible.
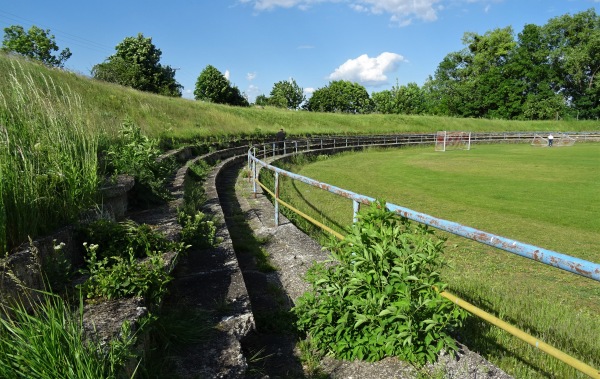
[0,291,140,379]
[177,159,220,249]
[294,201,466,365]
[77,219,186,303]
[103,121,175,208]
[0,58,99,254]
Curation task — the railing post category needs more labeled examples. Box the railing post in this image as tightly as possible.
[353,200,360,223]
[295,141,298,153]
[273,142,276,157]
[321,139,323,149]
[263,145,266,158]
[275,172,280,226]
[252,159,257,196]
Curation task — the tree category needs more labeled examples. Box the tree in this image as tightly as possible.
[2,25,71,68]
[194,65,248,106]
[254,94,269,106]
[92,33,182,97]
[512,23,565,119]
[269,78,305,109]
[372,82,426,115]
[305,80,373,114]
[428,27,523,119]
[544,9,600,119]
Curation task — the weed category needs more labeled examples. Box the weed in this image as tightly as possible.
[103,120,174,208]
[177,210,219,249]
[293,201,467,365]
[42,239,74,292]
[78,243,173,304]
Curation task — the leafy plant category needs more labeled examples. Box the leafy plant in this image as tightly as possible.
[79,219,176,260]
[177,210,218,249]
[293,201,466,365]
[78,242,172,304]
[103,120,174,208]
[42,239,74,291]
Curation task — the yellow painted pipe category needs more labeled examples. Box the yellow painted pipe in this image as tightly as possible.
[440,291,600,379]
[256,179,345,240]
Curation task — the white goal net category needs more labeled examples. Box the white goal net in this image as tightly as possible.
[531,133,576,147]
[435,131,471,151]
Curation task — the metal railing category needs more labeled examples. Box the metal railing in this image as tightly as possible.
[249,131,600,160]
[246,133,600,378]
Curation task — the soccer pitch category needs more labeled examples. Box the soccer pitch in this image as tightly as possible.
[290,142,600,262]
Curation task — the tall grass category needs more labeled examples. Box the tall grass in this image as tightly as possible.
[0,58,99,254]
[0,291,137,378]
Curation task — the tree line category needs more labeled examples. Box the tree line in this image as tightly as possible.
[2,8,598,120]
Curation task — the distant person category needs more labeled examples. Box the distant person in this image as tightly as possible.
[276,128,286,153]
[548,134,554,147]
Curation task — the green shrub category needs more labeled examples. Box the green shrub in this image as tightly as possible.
[79,219,175,260]
[103,120,174,208]
[78,243,172,304]
[177,211,218,249]
[293,201,467,365]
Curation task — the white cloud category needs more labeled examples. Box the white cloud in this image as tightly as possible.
[355,0,441,24]
[224,70,230,80]
[240,0,442,24]
[304,87,315,94]
[247,72,257,81]
[247,0,323,10]
[328,52,405,86]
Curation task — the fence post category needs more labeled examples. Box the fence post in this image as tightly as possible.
[252,159,257,196]
[353,200,360,223]
[263,145,266,158]
[295,141,298,153]
[273,142,276,157]
[275,172,280,226]
[284,141,287,155]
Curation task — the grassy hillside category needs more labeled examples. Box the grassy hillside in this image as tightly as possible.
[0,51,598,252]
[1,53,599,145]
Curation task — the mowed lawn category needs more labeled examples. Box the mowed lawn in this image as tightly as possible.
[276,142,600,377]
[289,142,599,262]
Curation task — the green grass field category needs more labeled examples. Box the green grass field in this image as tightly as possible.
[273,142,600,378]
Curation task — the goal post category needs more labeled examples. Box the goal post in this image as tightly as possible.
[531,134,548,147]
[435,131,471,152]
[531,133,576,147]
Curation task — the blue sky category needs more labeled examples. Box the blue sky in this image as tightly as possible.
[1,1,598,102]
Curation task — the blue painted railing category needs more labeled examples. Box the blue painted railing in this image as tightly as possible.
[248,136,600,282]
